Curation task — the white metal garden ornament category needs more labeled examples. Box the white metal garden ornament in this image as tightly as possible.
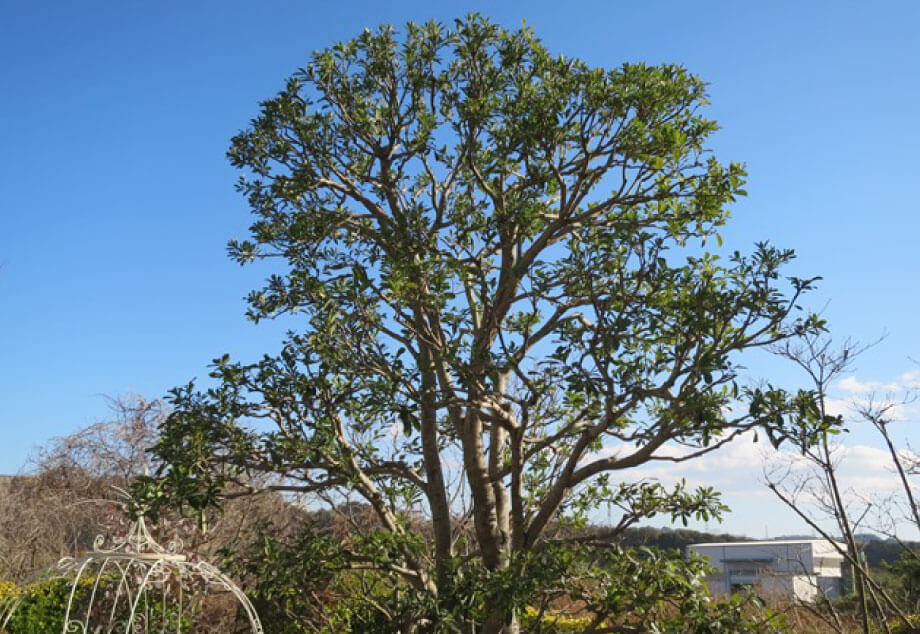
[0,514,264,633]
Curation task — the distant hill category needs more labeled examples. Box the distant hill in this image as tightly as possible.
[861,540,916,569]
[615,526,748,552]
[854,533,884,543]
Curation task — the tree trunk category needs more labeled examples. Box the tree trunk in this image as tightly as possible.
[417,338,454,587]
[462,403,504,569]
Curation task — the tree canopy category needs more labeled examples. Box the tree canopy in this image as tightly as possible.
[145,15,831,633]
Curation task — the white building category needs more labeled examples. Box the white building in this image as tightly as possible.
[687,539,845,602]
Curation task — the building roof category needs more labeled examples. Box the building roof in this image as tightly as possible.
[688,539,842,548]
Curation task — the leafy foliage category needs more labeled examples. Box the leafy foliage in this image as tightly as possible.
[885,551,920,614]
[220,521,347,633]
[0,577,189,634]
[144,14,832,632]
[0,578,77,634]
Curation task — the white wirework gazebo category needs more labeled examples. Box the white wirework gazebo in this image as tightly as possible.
[0,515,264,633]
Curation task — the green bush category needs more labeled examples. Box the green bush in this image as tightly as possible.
[0,578,82,634]
[0,576,190,634]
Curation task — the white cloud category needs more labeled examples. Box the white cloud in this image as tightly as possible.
[836,370,920,395]
[837,376,867,393]
[585,368,920,535]
[589,429,919,538]
[821,369,920,424]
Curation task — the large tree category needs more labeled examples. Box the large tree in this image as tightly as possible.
[148,16,830,633]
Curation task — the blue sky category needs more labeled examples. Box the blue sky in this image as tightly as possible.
[2,1,918,536]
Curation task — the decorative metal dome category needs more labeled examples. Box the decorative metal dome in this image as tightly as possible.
[0,515,264,633]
